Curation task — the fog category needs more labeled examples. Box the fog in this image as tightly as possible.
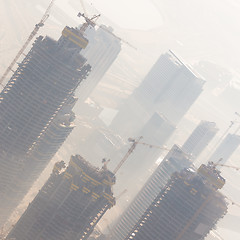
[1,0,240,239]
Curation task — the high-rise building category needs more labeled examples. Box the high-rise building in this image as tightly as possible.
[125,164,227,240]
[0,96,77,225]
[209,133,240,164]
[182,121,218,160]
[75,25,121,103]
[110,50,205,137]
[111,145,192,240]
[7,155,115,240]
[0,26,91,226]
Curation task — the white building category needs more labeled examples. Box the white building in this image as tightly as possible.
[182,120,218,160]
[76,25,121,103]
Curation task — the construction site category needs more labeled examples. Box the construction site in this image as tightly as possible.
[0,1,240,240]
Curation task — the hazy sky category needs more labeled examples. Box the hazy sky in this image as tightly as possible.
[89,0,163,30]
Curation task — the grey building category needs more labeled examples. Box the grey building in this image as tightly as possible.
[111,145,192,240]
[125,164,227,240]
[182,121,218,160]
[208,133,240,164]
[139,112,175,146]
[110,50,205,137]
[0,26,91,226]
[7,155,115,240]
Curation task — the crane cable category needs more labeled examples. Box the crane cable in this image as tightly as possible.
[0,0,55,87]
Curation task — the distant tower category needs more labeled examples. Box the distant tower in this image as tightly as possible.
[139,112,176,146]
[110,50,205,138]
[208,133,240,164]
[182,121,218,160]
[125,164,227,240]
[75,25,121,103]
[133,112,175,170]
[116,112,176,191]
[7,155,115,240]
[111,145,192,240]
[0,26,91,226]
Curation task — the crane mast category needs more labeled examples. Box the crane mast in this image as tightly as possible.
[0,0,55,87]
[113,137,143,175]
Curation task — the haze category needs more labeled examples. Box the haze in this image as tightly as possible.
[0,0,240,239]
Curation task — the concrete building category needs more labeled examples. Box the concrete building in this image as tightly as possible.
[209,133,240,164]
[110,50,205,138]
[125,164,227,240]
[0,26,91,226]
[75,25,121,103]
[182,121,218,160]
[111,145,192,240]
[7,155,115,240]
[0,96,78,225]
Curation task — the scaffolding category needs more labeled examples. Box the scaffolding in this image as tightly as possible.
[7,155,116,240]
[125,167,227,240]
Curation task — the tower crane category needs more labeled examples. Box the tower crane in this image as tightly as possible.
[214,163,240,171]
[209,158,240,208]
[0,0,55,87]
[77,12,101,33]
[113,137,170,175]
[78,0,137,50]
[212,158,240,171]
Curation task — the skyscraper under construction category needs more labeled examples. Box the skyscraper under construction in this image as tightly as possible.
[0,25,91,226]
[125,164,227,240]
[7,155,116,240]
[111,145,192,239]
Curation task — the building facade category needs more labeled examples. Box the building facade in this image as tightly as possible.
[182,121,218,160]
[7,155,115,240]
[208,133,240,164]
[0,26,91,226]
[0,96,78,225]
